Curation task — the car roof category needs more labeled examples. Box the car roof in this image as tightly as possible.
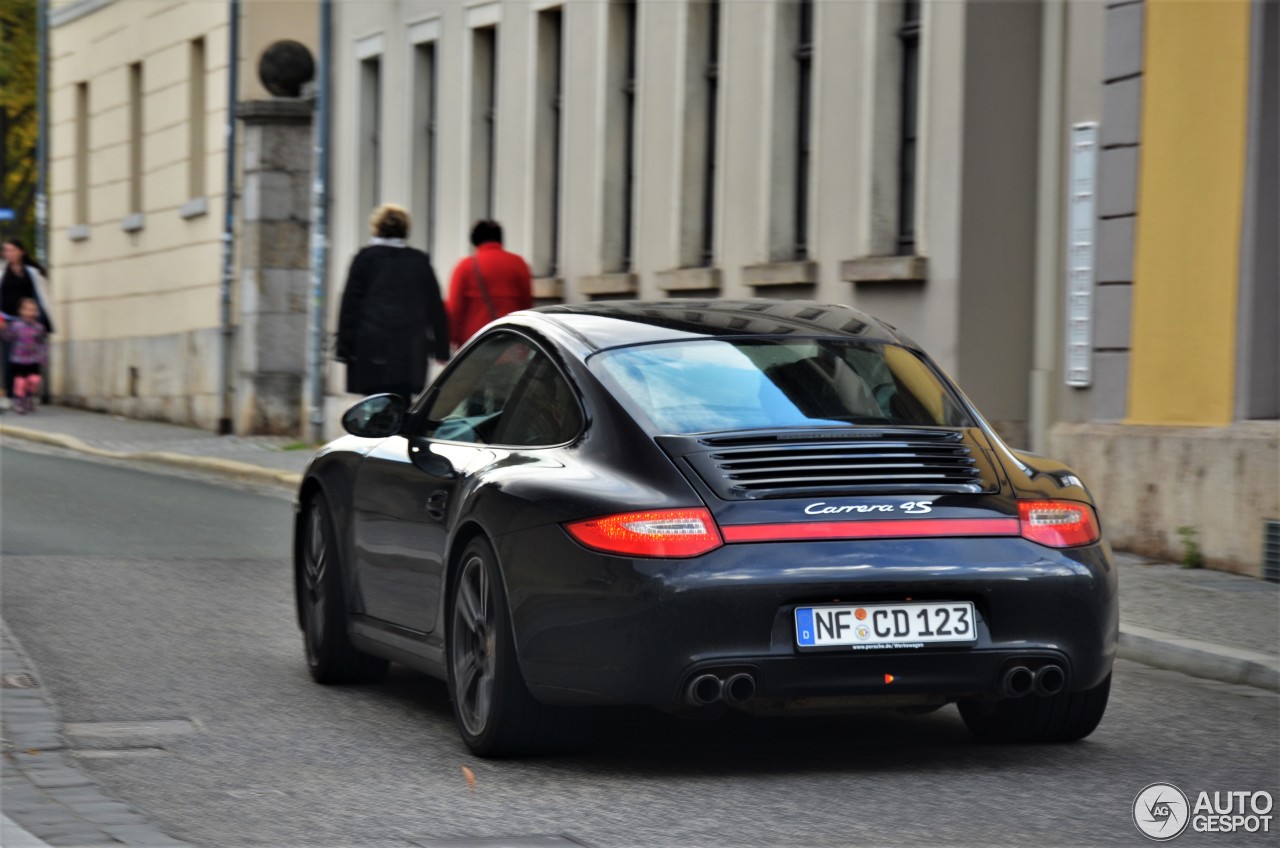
[525,300,915,353]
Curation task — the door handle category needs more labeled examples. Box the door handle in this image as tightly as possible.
[425,490,448,519]
[409,441,457,478]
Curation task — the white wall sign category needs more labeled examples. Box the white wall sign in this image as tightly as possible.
[1066,122,1098,388]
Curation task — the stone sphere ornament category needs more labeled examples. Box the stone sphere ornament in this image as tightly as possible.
[258,40,316,98]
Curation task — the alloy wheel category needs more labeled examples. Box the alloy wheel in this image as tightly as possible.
[302,501,328,661]
[451,554,496,738]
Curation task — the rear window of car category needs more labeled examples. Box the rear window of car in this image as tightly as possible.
[591,338,975,435]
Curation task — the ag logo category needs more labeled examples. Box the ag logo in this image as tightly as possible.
[1134,783,1190,840]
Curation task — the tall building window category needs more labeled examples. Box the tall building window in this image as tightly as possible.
[412,40,438,256]
[701,0,719,266]
[188,38,206,200]
[769,0,813,262]
[128,61,143,216]
[471,25,498,221]
[794,0,813,261]
[680,0,719,268]
[75,82,89,225]
[533,7,563,277]
[603,0,637,272]
[359,56,382,218]
[897,0,921,255]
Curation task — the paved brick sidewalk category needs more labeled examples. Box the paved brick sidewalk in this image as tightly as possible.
[2,622,191,847]
[1115,551,1279,657]
[1112,550,1279,691]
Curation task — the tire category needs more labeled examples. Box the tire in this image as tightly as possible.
[447,537,587,757]
[958,672,1111,743]
[297,493,389,685]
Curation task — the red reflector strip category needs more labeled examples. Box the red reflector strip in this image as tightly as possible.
[720,518,1020,543]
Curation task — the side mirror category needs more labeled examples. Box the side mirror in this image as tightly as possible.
[341,394,407,438]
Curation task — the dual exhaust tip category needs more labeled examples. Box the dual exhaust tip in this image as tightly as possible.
[685,672,756,707]
[1001,664,1066,698]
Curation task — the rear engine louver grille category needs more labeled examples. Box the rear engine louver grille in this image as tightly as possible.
[684,431,990,500]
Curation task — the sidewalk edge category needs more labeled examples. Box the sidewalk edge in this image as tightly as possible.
[1118,626,1280,692]
[0,422,303,490]
[2,814,49,847]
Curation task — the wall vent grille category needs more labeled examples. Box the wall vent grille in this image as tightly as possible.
[1264,519,1280,584]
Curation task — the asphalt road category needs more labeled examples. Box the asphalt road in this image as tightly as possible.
[2,442,1277,848]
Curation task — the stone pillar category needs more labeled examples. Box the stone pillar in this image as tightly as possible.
[235,98,312,435]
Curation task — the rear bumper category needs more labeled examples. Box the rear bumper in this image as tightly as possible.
[496,528,1118,707]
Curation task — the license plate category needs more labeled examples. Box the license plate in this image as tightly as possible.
[795,602,977,649]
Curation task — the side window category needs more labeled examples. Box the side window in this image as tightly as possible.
[492,355,582,446]
[417,332,580,446]
[420,334,538,444]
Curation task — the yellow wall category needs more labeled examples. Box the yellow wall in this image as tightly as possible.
[1128,0,1252,426]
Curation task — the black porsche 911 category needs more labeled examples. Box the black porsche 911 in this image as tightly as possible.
[294,300,1117,757]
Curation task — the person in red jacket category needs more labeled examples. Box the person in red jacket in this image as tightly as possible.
[447,220,533,349]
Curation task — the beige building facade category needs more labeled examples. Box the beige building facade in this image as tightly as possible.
[322,0,1047,450]
[322,0,1276,574]
[43,0,1277,573]
[47,0,315,428]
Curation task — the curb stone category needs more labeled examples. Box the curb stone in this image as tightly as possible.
[1118,626,1280,692]
[0,422,302,490]
[3,814,50,847]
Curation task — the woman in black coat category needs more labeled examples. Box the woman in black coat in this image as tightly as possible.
[336,205,450,398]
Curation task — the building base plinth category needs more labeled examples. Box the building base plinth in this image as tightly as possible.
[1048,421,1280,577]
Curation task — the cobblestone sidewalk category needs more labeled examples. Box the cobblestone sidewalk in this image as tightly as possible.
[3,622,190,847]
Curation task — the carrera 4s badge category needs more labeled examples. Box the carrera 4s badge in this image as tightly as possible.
[803,501,934,515]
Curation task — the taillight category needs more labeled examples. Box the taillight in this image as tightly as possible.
[565,508,723,558]
[1018,500,1100,548]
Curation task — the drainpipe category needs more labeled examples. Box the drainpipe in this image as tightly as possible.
[306,0,332,445]
[36,0,49,403]
[36,0,49,265]
[217,0,241,435]
[1029,0,1066,455]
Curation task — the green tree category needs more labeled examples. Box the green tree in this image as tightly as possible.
[0,0,38,249]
